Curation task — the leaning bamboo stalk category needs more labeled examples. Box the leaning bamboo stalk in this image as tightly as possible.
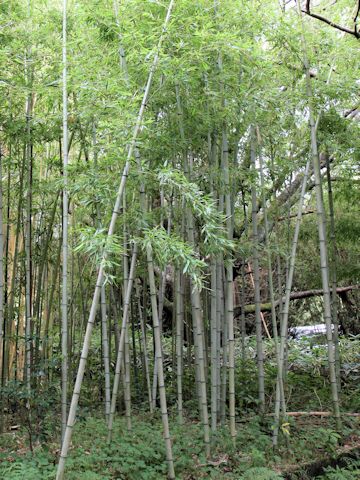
[56,3,175,477]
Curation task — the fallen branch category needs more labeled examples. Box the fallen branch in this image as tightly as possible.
[270,411,360,417]
[235,285,359,315]
[277,209,314,221]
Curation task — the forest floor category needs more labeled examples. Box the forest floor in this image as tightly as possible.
[1,335,359,478]
[0,412,359,479]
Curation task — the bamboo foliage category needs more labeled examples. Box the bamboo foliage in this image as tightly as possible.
[0,0,357,477]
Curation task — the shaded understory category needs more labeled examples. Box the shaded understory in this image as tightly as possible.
[0,413,359,479]
[1,335,359,479]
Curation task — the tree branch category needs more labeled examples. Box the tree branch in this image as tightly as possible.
[302,4,360,39]
[354,0,360,26]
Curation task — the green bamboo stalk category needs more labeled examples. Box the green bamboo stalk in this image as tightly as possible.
[0,146,4,433]
[222,123,236,442]
[100,285,111,421]
[55,3,175,476]
[146,244,175,478]
[60,0,69,443]
[107,243,138,442]
[93,123,111,422]
[257,129,286,438]
[272,161,311,446]
[250,127,265,412]
[325,156,341,390]
[296,0,341,429]
[210,258,217,431]
[135,279,153,412]
[123,196,132,430]
[175,267,184,424]
[216,258,223,417]
[186,175,210,456]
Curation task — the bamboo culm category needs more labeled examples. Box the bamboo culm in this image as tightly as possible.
[297,0,341,428]
[61,0,69,444]
[55,2,175,477]
[250,127,265,412]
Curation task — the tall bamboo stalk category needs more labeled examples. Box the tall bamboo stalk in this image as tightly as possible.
[325,156,340,389]
[222,123,236,442]
[123,214,132,430]
[135,279,153,412]
[216,259,223,417]
[93,123,111,421]
[175,267,184,424]
[186,174,210,456]
[56,3,175,477]
[210,258,217,431]
[272,160,311,446]
[250,127,265,411]
[0,147,4,432]
[296,0,341,429]
[100,285,111,421]
[257,130,286,434]
[61,0,69,443]
[146,244,175,478]
[25,81,32,402]
[107,244,138,441]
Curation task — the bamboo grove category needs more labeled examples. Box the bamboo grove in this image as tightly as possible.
[0,0,359,479]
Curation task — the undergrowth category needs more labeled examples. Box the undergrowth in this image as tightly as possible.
[0,413,359,479]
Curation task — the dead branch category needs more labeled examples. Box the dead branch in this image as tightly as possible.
[234,284,360,315]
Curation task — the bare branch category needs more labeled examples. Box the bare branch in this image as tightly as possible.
[354,0,360,33]
[302,1,360,39]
